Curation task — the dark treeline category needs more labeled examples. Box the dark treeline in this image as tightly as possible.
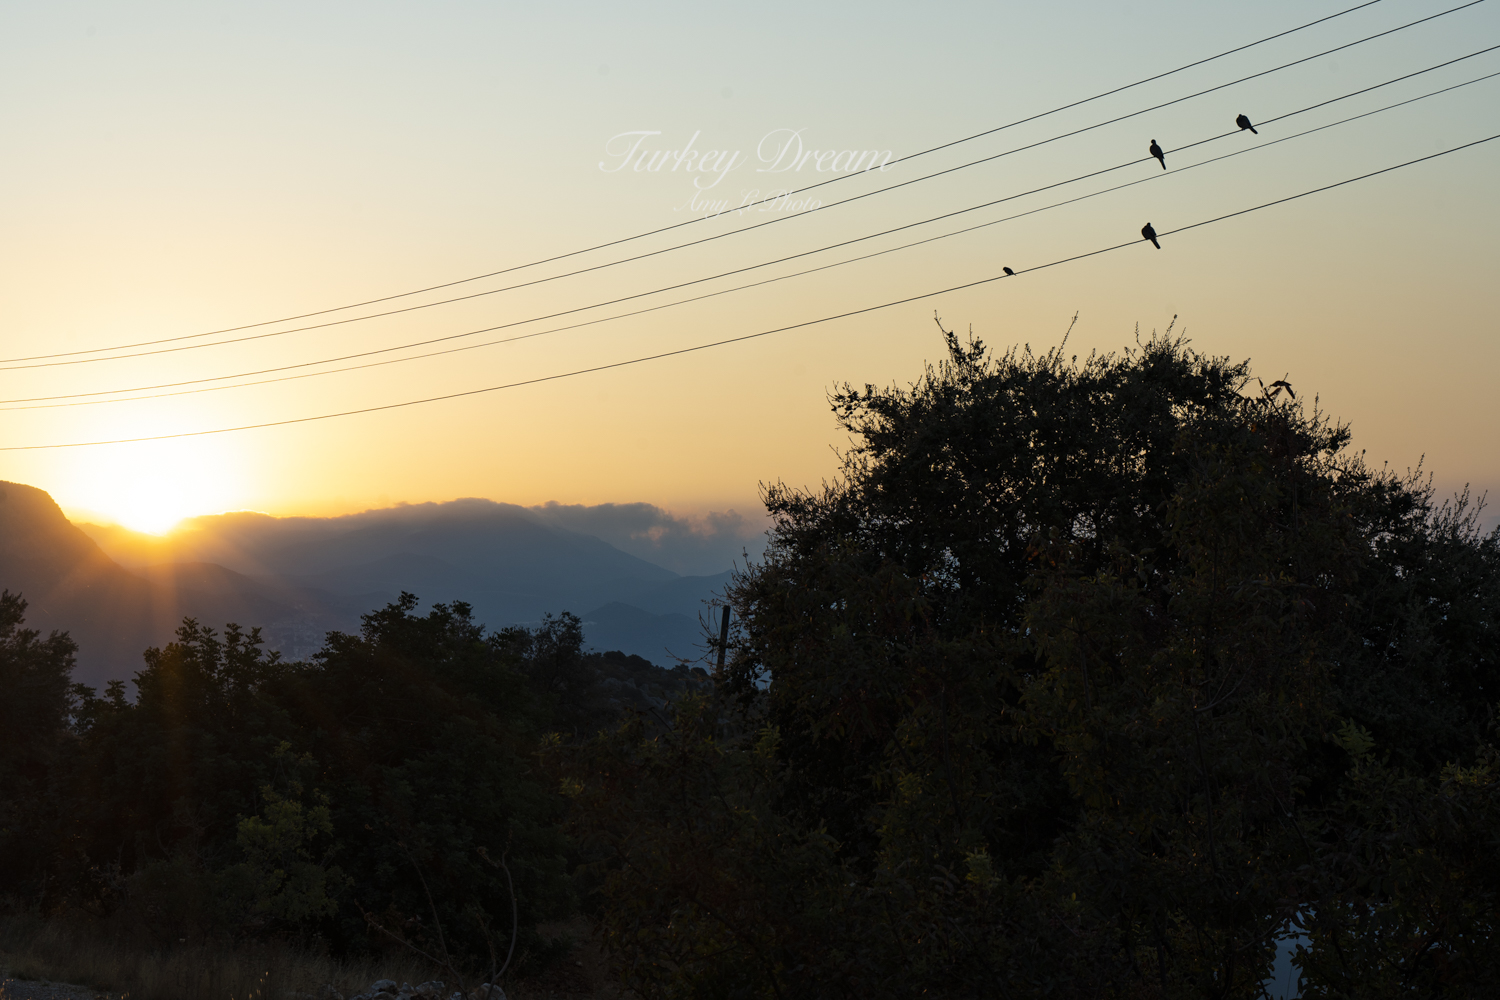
[0,592,707,979]
[3,329,1498,998]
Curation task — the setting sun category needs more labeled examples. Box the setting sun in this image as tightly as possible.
[3,2,1499,992]
[98,483,199,535]
[51,438,247,535]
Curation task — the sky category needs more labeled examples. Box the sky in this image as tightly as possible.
[1,0,1497,543]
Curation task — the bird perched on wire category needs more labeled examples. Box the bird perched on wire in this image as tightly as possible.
[1236,113,1258,135]
[1149,140,1166,169]
[1003,266,1015,276]
[1141,222,1161,249]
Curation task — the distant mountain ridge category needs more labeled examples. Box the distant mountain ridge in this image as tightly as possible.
[1,483,732,689]
[0,481,348,688]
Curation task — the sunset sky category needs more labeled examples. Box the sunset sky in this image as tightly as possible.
[2,0,1496,539]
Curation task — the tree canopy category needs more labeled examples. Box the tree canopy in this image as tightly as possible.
[3,323,1496,998]
[556,325,1499,998]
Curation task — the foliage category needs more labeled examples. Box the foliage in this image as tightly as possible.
[225,743,346,925]
[0,590,84,905]
[1296,730,1500,996]
[560,696,848,998]
[553,323,1500,998]
[0,593,600,977]
[3,321,1497,996]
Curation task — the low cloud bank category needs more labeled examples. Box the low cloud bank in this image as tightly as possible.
[527,501,767,577]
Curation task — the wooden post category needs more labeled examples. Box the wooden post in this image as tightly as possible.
[716,605,731,671]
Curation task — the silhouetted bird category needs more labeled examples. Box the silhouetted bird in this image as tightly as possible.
[1149,140,1166,169]
[1141,222,1161,249]
[1270,379,1295,399]
[1236,113,1258,135]
[1003,266,1015,276]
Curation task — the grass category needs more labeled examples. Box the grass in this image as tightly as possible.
[0,914,618,1000]
[0,913,437,1000]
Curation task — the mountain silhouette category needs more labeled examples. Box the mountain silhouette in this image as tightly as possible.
[0,481,349,687]
[2,484,734,688]
[578,602,706,664]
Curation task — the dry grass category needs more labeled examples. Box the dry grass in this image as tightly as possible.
[0,914,437,1000]
[0,914,622,1000]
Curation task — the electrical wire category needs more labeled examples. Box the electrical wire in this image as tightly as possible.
[6,133,1494,451]
[11,57,1497,408]
[5,0,1473,365]
[8,5,1490,373]
[0,0,1392,361]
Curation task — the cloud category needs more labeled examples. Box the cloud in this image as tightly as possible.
[80,494,770,580]
[527,501,767,577]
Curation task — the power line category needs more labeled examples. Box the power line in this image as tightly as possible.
[2,0,1451,365]
[6,133,1494,451]
[7,2,1487,372]
[11,57,1497,409]
[2,0,1391,361]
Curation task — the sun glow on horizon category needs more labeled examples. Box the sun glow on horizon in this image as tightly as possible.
[97,490,196,536]
[53,439,248,536]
